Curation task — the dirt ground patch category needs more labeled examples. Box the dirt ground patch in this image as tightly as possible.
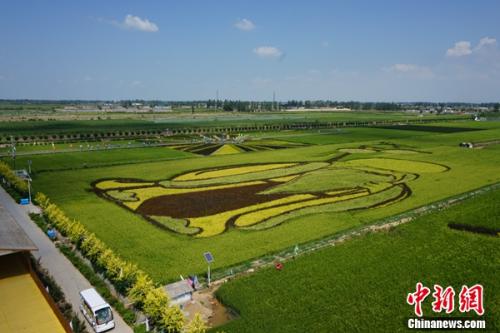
[137,181,287,218]
[182,285,235,328]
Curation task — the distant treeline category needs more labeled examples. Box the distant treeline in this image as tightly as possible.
[1,99,499,112]
[209,100,403,111]
[143,100,500,112]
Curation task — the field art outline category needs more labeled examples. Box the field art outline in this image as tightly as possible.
[92,146,450,237]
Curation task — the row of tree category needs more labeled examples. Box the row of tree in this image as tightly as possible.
[0,161,28,195]
[35,192,207,332]
[0,130,164,143]
[2,99,499,112]
[207,99,404,111]
[88,99,500,110]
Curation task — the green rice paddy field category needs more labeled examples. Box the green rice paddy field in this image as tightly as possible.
[0,111,465,136]
[214,186,500,332]
[14,120,499,285]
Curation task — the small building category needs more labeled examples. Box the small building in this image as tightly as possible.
[153,105,172,112]
[164,280,194,306]
[14,169,31,180]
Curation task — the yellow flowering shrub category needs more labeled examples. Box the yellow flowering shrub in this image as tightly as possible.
[127,271,155,305]
[143,287,170,322]
[36,191,185,330]
[159,306,185,333]
[0,161,28,194]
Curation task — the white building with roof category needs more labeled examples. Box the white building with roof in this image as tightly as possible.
[164,280,194,306]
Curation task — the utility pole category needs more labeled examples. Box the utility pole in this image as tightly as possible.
[203,252,214,287]
[273,91,276,111]
[27,178,31,204]
[208,263,211,286]
[11,147,16,170]
[216,89,219,110]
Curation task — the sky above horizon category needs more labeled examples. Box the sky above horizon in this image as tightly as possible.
[1,1,499,102]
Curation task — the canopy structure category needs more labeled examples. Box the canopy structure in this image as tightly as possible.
[0,203,68,332]
[0,205,37,256]
[165,280,194,299]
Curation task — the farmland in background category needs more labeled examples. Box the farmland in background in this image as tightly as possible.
[11,146,195,172]
[0,111,469,139]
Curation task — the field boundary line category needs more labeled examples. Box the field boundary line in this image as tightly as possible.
[209,181,500,285]
[0,142,180,157]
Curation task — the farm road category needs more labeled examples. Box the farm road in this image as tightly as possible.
[0,187,133,333]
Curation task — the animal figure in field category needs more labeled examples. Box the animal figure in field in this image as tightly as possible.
[93,146,448,237]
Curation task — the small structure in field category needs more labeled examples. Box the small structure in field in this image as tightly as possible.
[459,142,474,148]
[14,169,31,180]
[164,280,195,306]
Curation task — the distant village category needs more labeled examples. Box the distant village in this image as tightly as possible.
[55,100,499,115]
[1,99,499,115]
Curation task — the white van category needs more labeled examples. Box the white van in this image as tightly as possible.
[79,288,115,332]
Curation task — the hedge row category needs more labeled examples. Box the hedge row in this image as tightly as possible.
[1,130,165,143]
[0,160,28,195]
[35,192,192,332]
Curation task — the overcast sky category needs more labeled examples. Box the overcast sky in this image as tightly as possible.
[0,0,499,102]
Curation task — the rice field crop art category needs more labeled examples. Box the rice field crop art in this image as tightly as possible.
[169,138,308,156]
[92,146,449,237]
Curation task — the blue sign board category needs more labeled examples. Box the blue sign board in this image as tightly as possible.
[47,229,57,240]
[203,252,214,263]
[20,198,29,205]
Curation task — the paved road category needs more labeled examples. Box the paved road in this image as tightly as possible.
[0,187,133,333]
